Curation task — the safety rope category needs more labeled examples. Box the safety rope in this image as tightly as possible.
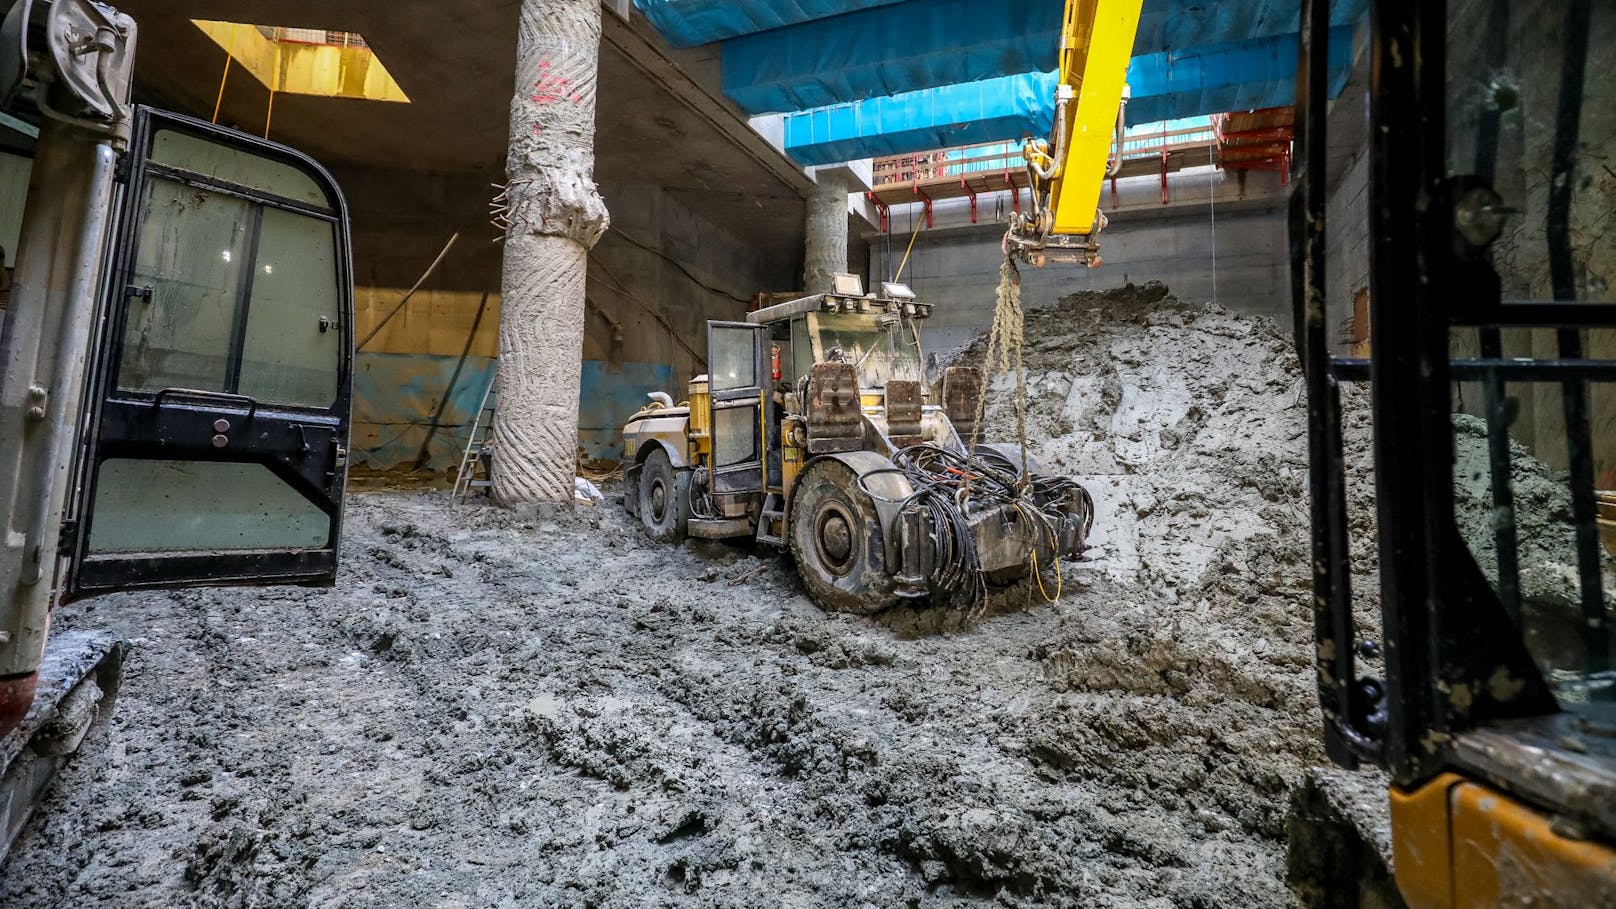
[974,255,1065,603]
[970,258,1031,482]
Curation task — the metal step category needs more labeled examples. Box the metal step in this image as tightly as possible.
[755,495,786,546]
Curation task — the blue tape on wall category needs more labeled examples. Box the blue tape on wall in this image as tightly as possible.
[577,360,677,462]
[352,354,496,473]
[352,354,675,472]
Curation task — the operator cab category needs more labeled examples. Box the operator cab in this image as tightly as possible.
[742,277,942,485]
[746,276,932,395]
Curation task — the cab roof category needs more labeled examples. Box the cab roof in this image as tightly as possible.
[745,292,933,325]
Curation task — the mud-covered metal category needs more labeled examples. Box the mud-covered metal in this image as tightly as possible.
[883,380,923,446]
[619,289,1096,614]
[0,629,124,862]
[804,362,862,454]
[941,366,983,443]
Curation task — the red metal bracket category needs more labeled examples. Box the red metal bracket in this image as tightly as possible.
[912,182,934,228]
[1003,172,1020,217]
[1218,125,1294,144]
[866,191,890,233]
[1160,150,1170,205]
[961,177,978,224]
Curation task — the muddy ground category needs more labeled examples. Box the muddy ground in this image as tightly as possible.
[2,285,1374,908]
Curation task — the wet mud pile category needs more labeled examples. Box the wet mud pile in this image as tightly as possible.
[4,284,1361,908]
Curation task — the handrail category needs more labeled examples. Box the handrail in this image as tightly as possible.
[872,126,1220,187]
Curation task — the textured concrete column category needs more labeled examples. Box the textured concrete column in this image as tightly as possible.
[804,169,849,293]
[493,0,610,507]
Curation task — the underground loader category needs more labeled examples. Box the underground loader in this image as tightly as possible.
[621,278,1094,613]
[0,0,354,859]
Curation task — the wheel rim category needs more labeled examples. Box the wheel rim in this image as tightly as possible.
[648,478,668,523]
[812,501,856,577]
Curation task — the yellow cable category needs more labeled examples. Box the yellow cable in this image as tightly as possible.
[212,24,238,124]
[1015,503,1061,604]
[894,212,924,282]
[263,42,281,139]
[1030,549,1051,603]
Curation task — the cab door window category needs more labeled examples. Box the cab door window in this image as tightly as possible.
[117,130,341,408]
[67,109,352,596]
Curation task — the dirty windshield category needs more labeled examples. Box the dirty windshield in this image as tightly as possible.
[1444,0,1616,706]
[811,312,922,389]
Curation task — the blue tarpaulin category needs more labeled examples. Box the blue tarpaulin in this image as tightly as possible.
[633,0,909,47]
[781,70,1057,167]
[1132,0,1366,55]
[715,0,1367,115]
[1125,26,1355,124]
[780,25,1355,166]
[638,0,1366,57]
[722,0,1061,114]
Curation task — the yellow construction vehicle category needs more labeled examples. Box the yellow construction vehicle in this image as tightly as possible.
[0,0,354,858]
[1003,0,1143,268]
[620,277,1093,613]
[1293,0,1616,903]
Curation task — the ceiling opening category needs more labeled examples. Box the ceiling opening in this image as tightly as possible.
[192,20,410,104]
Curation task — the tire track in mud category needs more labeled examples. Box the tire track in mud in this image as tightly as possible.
[4,288,1348,908]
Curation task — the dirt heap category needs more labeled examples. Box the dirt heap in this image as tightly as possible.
[965,282,1355,876]
[1451,414,1616,692]
[2,284,1367,908]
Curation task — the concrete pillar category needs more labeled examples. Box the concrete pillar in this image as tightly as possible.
[492,0,610,507]
[804,169,849,293]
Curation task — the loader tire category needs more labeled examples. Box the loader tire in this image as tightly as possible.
[790,459,898,614]
[639,449,690,544]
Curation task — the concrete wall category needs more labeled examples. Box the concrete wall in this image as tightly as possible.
[342,165,795,474]
[1441,0,1616,479]
[865,167,1292,355]
[1322,148,1370,357]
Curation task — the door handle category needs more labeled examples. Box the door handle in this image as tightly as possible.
[150,388,259,421]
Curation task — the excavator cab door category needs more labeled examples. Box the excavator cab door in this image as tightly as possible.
[64,107,354,599]
[706,321,768,495]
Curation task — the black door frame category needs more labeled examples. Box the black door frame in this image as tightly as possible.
[706,321,768,496]
[66,107,355,598]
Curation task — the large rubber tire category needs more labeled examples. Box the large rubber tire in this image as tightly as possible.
[789,459,899,614]
[638,449,691,544]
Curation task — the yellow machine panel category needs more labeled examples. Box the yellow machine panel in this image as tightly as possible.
[1391,773,1616,908]
[687,378,711,458]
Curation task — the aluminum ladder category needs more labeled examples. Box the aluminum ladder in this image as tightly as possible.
[452,369,497,504]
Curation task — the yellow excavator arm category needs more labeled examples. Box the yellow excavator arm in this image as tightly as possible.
[1005,0,1143,267]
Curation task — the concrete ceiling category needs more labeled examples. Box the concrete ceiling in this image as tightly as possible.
[112,0,809,262]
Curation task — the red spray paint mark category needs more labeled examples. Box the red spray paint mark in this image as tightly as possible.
[530,59,585,106]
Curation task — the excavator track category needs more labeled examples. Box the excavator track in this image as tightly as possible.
[0,630,126,861]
